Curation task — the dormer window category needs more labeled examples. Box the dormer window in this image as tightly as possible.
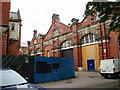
[53,30,59,37]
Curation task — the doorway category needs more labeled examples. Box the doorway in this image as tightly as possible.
[87,59,95,71]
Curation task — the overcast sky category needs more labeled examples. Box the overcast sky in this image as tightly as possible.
[10,0,116,46]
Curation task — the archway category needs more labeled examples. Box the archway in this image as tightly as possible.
[61,40,73,58]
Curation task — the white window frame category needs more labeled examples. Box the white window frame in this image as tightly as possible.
[61,40,72,50]
[81,33,97,45]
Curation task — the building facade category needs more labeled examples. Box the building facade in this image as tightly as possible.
[0,0,22,55]
[0,0,11,55]
[8,11,22,55]
[28,14,119,71]
[19,46,28,55]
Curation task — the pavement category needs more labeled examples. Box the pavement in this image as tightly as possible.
[37,71,120,88]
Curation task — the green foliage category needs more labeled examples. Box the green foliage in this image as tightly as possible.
[85,1,120,32]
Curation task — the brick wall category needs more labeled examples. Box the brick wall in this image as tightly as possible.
[109,32,119,58]
[0,1,10,25]
[9,40,20,55]
[1,34,7,55]
[0,1,10,55]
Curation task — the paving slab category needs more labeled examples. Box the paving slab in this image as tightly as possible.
[37,71,120,88]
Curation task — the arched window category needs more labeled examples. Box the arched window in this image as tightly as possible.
[81,33,97,44]
[47,50,50,57]
[61,40,72,49]
[53,30,59,37]
[34,39,37,44]
[36,48,40,53]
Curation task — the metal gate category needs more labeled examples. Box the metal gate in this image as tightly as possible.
[61,49,73,58]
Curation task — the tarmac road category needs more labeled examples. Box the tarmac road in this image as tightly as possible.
[37,71,120,88]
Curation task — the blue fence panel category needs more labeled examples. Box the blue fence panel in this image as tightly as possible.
[59,58,67,79]
[51,57,60,81]
[34,56,75,83]
[34,56,52,83]
[66,58,75,78]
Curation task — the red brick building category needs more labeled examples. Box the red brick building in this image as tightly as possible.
[28,13,119,71]
[0,0,11,55]
[19,46,28,55]
[0,0,22,55]
[8,10,22,55]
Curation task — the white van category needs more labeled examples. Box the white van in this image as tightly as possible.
[99,59,120,78]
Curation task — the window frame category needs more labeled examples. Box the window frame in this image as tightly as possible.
[53,30,59,37]
[11,23,15,30]
[81,33,97,45]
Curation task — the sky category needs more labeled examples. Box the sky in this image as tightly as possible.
[10,0,116,46]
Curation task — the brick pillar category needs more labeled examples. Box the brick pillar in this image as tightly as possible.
[56,37,61,57]
[98,23,111,60]
[98,24,104,60]
[73,47,79,70]
[40,38,44,56]
[78,47,82,67]
[51,40,54,57]
[72,32,79,70]
[27,41,31,55]
[71,23,80,70]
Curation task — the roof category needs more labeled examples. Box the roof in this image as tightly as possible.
[9,9,21,20]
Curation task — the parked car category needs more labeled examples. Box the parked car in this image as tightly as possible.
[99,59,120,78]
[0,68,47,90]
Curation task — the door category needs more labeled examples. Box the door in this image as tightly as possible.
[82,44,100,70]
[87,59,95,71]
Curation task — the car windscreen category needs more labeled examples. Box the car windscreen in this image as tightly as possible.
[0,70,27,87]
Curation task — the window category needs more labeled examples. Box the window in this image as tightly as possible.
[30,50,34,54]
[47,50,50,57]
[81,33,97,44]
[36,62,51,73]
[118,36,120,58]
[53,40,56,46]
[34,39,37,44]
[36,48,40,53]
[11,23,15,30]
[52,63,59,69]
[61,40,72,48]
[53,30,59,37]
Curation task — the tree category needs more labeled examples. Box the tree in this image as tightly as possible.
[85,1,120,32]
